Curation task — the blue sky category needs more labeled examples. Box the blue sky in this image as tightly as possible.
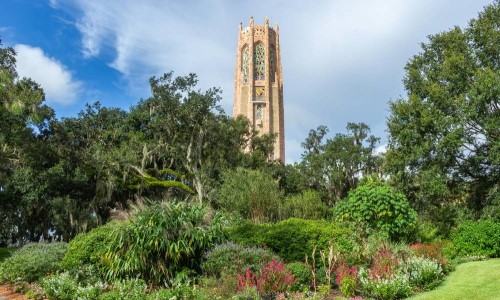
[1,0,493,163]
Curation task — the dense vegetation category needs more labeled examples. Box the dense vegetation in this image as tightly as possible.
[0,1,499,299]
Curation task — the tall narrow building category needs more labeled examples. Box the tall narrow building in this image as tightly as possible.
[233,17,285,162]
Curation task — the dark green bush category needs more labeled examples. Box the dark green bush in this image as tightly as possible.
[61,221,123,274]
[106,201,225,286]
[0,247,12,263]
[202,242,279,277]
[286,262,311,291]
[448,220,500,258]
[0,242,67,283]
[333,181,417,240]
[227,218,353,262]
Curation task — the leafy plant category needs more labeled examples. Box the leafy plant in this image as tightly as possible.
[333,181,417,240]
[286,262,311,291]
[410,242,447,267]
[448,220,500,258]
[106,201,225,286]
[40,272,78,300]
[369,245,399,280]
[358,267,412,300]
[202,242,278,278]
[282,190,330,220]
[237,259,296,298]
[216,168,283,223]
[228,218,353,262]
[61,221,123,274]
[335,262,358,297]
[0,242,67,283]
[98,278,147,300]
[406,256,443,289]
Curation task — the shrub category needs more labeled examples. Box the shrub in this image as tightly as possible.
[228,218,353,262]
[202,242,278,277]
[216,168,283,223]
[410,242,447,267]
[369,245,399,280]
[282,190,330,220]
[146,285,199,300]
[106,201,225,286]
[40,272,108,300]
[40,272,78,300]
[237,259,296,298]
[358,267,412,300]
[448,220,500,258]
[287,262,311,291]
[333,182,418,240]
[335,262,358,297]
[406,256,443,289]
[98,279,147,300]
[0,242,68,283]
[61,221,122,274]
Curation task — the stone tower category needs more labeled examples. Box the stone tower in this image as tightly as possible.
[233,17,285,162]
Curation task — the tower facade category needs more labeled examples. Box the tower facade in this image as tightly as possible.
[233,17,285,162]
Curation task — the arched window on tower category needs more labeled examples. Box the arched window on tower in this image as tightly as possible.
[270,45,277,82]
[242,46,249,83]
[254,43,265,81]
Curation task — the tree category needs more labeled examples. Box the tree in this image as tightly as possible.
[300,123,382,205]
[386,1,500,222]
[216,168,283,223]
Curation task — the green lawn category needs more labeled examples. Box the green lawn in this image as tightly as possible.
[408,258,500,300]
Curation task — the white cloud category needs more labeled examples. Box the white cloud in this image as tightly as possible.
[14,44,82,105]
[53,0,492,160]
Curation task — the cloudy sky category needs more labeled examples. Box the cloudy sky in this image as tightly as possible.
[1,0,493,163]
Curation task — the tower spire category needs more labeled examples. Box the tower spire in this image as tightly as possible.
[233,18,285,162]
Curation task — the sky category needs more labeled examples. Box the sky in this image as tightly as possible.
[1,0,494,163]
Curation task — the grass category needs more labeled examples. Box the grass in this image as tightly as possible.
[0,247,13,263]
[408,258,500,300]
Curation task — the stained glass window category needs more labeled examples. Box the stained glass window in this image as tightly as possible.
[270,46,277,82]
[242,47,249,83]
[254,43,265,80]
[256,104,263,120]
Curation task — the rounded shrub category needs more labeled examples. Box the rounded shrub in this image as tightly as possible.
[449,220,500,258]
[62,221,123,274]
[407,256,443,289]
[202,242,279,277]
[286,262,311,291]
[106,201,225,286]
[333,181,418,240]
[227,218,353,262]
[0,242,68,283]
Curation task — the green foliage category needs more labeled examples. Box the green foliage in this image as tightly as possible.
[227,218,353,262]
[407,257,443,289]
[61,221,122,274]
[146,285,201,300]
[0,242,67,283]
[282,190,330,220]
[448,220,500,258]
[386,0,500,224]
[216,168,283,223]
[98,279,147,300]
[359,267,412,300]
[333,182,418,240]
[299,123,382,204]
[287,262,311,291]
[202,242,279,278]
[0,247,12,262]
[40,272,78,300]
[106,201,225,286]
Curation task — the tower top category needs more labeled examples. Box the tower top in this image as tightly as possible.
[233,17,285,162]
